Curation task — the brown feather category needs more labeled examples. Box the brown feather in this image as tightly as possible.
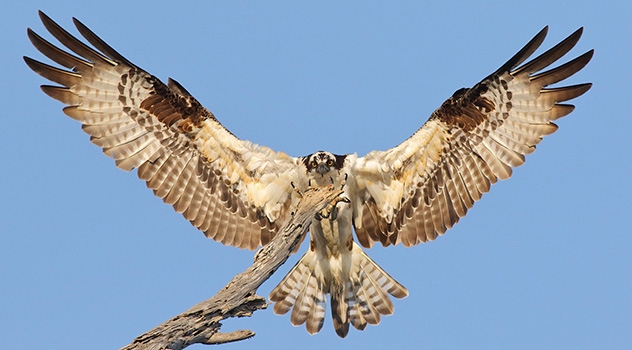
[353,26,592,249]
[26,12,295,251]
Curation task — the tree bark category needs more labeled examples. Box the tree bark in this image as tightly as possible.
[121,185,346,350]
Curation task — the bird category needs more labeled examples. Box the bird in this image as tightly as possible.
[25,10,592,338]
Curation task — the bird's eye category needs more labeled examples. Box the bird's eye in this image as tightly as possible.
[327,160,334,167]
[311,161,318,168]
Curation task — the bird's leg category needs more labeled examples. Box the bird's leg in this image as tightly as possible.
[316,184,334,220]
[330,205,338,220]
[315,210,326,221]
[316,205,337,221]
[316,191,350,221]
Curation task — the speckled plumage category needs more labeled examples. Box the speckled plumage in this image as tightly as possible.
[26,11,592,337]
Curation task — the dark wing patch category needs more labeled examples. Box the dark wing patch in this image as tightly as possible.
[25,11,298,249]
[352,27,592,248]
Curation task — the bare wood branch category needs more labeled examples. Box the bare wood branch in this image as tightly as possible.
[121,185,346,350]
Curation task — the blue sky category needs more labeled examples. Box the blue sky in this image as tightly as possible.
[2,1,630,349]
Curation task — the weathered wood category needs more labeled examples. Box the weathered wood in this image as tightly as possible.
[121,185,346,350]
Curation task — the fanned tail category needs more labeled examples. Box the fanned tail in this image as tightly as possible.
[342,243,408,336]
[269,250,327,335]
[270,243,408,337]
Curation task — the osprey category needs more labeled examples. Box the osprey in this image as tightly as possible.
[25,11,592,337]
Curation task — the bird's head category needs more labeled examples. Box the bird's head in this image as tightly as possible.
[302,151,347,186]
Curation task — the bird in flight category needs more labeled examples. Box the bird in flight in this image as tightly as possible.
[25,11,592,337]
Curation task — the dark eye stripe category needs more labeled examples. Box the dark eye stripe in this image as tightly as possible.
[302,152,347,171]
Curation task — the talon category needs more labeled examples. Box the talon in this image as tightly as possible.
[339,173,348,190]
[330,206,338,220]
[291,182,303,198]
[315,211,328,220]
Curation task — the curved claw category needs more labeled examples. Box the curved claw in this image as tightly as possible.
[315,193,350,221]
[340,173,348,190]
[291,181,303,198]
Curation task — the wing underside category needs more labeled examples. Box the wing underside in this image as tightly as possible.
[352,27,593,248]
[25,11,299,249]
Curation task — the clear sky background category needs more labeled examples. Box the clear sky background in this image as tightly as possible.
[2,1,630,349]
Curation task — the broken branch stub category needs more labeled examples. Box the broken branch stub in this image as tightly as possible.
[121,185,346,350]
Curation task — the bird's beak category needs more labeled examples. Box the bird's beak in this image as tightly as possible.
[316,164,330,175]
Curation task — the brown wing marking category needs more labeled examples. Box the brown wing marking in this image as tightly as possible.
[25,11,296,249]
[353,27,593,248]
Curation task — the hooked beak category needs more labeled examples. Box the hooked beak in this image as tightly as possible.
[316,163,330,175]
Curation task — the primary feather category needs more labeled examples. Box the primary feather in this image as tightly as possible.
[26,12,592,337]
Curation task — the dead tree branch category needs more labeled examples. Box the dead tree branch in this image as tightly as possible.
[121,185,346,350]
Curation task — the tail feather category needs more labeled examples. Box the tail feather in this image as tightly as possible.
[270,242,407,337]
[270,251,327,334]
[348,246,408,331]
[331,286,350,337]
[349,283,373,330]
[289,273,312,325]
[270,257,310,315]
[290,270,320,327]
[306,290,326,334]
[348,272,383,330]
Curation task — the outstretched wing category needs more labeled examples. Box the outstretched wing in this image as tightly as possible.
[25,11,300,250]
[350,27,593,248]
